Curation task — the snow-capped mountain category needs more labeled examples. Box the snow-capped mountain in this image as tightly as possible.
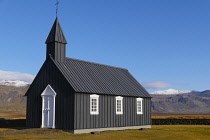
[150,88,192,95]
[0,80,30,87]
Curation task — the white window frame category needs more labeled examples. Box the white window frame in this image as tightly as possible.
[137,98,143,114]
[90,94,99,115]
[116,96,123,115]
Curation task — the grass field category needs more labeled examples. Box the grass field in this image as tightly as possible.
[0,125,210,140]
[1,114,210,120]
[0,113,25,119]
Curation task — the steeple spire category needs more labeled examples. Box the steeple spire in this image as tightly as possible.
[45,17,67,44]
[45,18,67,62]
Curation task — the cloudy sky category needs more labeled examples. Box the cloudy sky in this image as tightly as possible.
[0,0,210,92]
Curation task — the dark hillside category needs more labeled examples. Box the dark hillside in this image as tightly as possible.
[0,85,28,118]
[1,85,210,116]
[151,91,210,114]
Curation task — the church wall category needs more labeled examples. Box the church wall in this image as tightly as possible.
[26,58,75,129]
[74,93,151,129]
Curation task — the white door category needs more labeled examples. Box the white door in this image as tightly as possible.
[41,85,56,128]
[42,96,54,128]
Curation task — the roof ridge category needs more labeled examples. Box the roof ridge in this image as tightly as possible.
[65,57,128,71]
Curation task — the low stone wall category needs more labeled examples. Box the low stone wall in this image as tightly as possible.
[0,119,210,128]
[152,119,210,125]
[0,119,26,128]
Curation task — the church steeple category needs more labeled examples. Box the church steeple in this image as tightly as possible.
[45,17,67,62]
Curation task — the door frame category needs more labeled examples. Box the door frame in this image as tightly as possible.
[41,85,56,128]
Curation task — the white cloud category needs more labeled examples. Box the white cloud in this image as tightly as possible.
[0,70,34,83]
[142,81,172,89]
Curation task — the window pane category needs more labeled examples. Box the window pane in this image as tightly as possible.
[137,100,142,113]
[91,98,98,113]
[116,99,122,113]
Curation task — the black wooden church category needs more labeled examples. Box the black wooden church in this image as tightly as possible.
[25,17,151,134]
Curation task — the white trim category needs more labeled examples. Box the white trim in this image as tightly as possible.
[136,98,143,114]
[41,85,56,128]
[90,94,99,98]
[41,94,45,128]
[90,94,99,115]
[52,95,56,128]
[41,85,56,96]
[116,96,123,115]
[115,96,123,100]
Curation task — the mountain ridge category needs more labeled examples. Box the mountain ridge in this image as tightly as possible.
[0,84,209,115]
[0,80,30,87]
[151,90,210,114]
[150,88,192,95]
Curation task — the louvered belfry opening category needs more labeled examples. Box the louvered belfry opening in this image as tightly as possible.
[45,18,67,62]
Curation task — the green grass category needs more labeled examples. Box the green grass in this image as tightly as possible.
[152,114,210,119]
[1,125,210,140]
[0,113,26,119]
[0,128,16,131]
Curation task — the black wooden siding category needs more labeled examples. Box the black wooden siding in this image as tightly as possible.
[74,93,151,129]
[26,58,74,129]
[46,42,66,62]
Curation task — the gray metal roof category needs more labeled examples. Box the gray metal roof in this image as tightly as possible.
[52,57,151,98]
[45,17,67,44]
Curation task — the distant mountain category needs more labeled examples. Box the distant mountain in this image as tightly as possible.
[0,84,29,117]
[151,88,192,95]
[0,84,210,116]
[151,90,210,114]
[0,80,30,87]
